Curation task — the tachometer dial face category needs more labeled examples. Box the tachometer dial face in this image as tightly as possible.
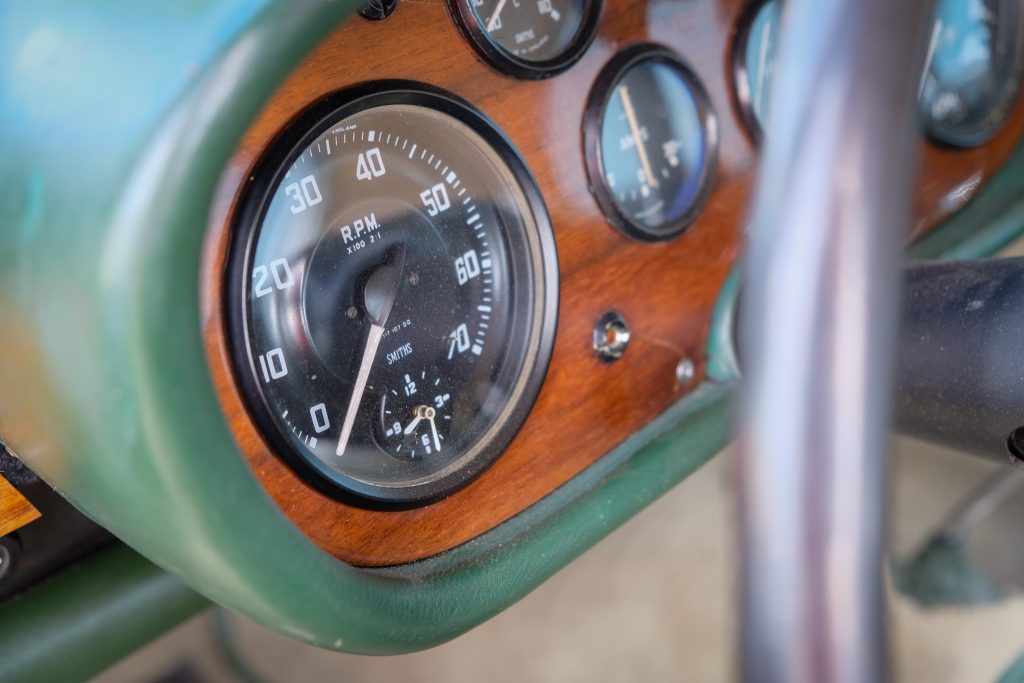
[919,0,1024,147]
[228,84,558,507]
[449,0,602,79]
[584,44,718,242]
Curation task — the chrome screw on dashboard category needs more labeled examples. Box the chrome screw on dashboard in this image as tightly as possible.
[675,358,695,385]
[593,311,630,362]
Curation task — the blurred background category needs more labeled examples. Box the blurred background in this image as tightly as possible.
[93,437,1024,683]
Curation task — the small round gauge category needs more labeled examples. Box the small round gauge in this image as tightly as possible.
[449,0,602,79]
[584,44,718,242]
[732,0,781,143]
[377,368,452,460]
[228,82,558,507]
[919,0,1024,147]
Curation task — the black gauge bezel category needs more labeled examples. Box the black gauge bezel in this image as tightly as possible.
[225,81,560,509]
[447,0,603,80]
[730,0,777,146]
[921,0,1024,149]
[583,43,720,243]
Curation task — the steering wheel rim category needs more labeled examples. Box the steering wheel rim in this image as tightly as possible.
[736,0,937,680]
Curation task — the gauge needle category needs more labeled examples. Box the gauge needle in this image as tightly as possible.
[427,414,442,453]
[403,412,423,435]
[336,246,407,456]
[618,85,659,189]
[402,405,441,453]
[918,18,943,99]
[755,18,773,116]
[486,0,509,32]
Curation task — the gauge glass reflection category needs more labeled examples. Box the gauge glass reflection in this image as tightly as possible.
[920,0,1024,147]
[736,0,780,140]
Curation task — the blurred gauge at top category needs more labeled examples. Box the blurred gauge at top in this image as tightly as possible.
[732,0,781,143]
[584,44,718,242]
[919,0,1024,147]
[449,0,602,79]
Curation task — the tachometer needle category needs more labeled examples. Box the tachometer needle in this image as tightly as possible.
[336,324,384,456]
[486,0,509,32]
[618,85,659,189]
[336,245,406,456]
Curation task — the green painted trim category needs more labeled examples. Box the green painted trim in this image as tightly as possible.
[376,383,732,587]
[0,544,208,683]
[911,144,1024,260]
[997,648,1024,683]
[892,534,1003,608]
[706,267,743,383]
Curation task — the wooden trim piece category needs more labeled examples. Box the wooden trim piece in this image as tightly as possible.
[201,0,1024,566]
[0,476,40,538]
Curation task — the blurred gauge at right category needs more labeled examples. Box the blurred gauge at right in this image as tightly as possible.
[732,0,780,144]
[733,0,1024,148]
[919,0,1024,148]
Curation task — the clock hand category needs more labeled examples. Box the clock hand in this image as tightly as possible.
[402,405,441,453]
[428,412,442,453]
[336,245,407,456]
[403,412,423,435]
[918,18,943,99]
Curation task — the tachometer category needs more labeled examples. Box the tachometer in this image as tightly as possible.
[449,0,602,79]
[227,83,558,507]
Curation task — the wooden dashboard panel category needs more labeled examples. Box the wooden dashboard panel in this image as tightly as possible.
[202,0,1024,566]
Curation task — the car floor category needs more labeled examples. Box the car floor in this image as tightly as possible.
[92,438,1024,683]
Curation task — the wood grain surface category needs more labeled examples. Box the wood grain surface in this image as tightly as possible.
[201,0,1024,566]
[0,475,40,538]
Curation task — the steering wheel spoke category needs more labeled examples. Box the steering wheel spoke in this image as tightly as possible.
[737,0,938,681]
